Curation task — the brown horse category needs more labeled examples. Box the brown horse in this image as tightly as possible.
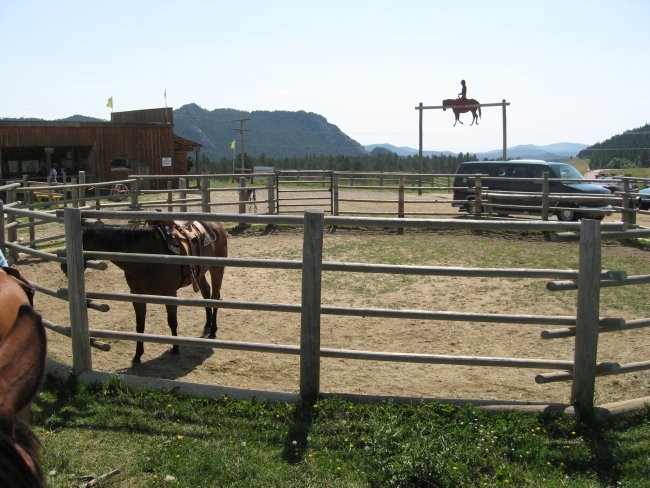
[0,268,40,423]
[0,268,35,348]
[0,304,47,487]
[442,98,481,126]
[80,220,228,363]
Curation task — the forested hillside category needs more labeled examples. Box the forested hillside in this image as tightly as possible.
[201,149,478,174]
[173,104,365,161]
[579,123,650,168]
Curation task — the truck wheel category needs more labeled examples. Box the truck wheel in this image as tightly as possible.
[556,208,579,221]
[467,200,481,215]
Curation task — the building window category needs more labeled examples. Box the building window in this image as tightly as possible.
[109,158,132,171]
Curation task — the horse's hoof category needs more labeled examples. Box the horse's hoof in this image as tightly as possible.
[132,357,142,364]
[171,347,180,355]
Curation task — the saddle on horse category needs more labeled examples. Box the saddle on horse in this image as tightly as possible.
[147,220,217,291]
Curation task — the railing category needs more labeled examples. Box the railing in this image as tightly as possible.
[3,200,647,419]
[4,173,650,265]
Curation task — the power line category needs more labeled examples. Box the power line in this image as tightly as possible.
[232,118,250,174]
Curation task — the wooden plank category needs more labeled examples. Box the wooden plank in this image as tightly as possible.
[81,289,583,326]
[86,328,580,370]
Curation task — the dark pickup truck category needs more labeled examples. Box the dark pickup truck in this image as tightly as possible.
[452,160,612,221]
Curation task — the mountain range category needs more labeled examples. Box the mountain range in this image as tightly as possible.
[7,104,594,161]
[364,142,588,161]
[171,105,589,161]
[172,104,366,161]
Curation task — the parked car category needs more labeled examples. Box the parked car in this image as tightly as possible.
[452,160,612,221]
[638,186,650,210]
[594,177,624,193]
[593,176,638,193]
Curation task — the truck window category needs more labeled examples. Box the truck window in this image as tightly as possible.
[511,166,528,178]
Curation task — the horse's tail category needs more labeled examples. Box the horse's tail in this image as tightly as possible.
[478,105,482,119]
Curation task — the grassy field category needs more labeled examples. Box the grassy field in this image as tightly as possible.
[33,376,649,488]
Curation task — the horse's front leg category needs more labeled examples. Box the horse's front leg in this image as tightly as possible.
[207,266,225,339]
[132,302,147,363]
[198,274,215,338]
[165,304,180,355]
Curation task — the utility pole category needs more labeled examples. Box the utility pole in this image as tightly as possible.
[232,118,251,176]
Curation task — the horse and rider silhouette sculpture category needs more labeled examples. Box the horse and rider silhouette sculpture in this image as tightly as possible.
[443,79,481,126]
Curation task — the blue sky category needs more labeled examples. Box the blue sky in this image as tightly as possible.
[1,0,648,153]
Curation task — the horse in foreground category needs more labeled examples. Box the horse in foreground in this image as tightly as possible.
[0,267,35,341]
[442,98,482,126]
[0,303,47,487]
[80,220,228,363]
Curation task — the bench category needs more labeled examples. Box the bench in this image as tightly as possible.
[34,192,64,203]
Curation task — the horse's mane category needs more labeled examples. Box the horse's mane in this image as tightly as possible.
[0,418,44,487]
[83,225,163,253]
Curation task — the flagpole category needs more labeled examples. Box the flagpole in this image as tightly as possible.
[163,89,168,124]
[107,96,114,116]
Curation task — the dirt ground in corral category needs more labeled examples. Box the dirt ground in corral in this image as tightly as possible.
[12,190,650,406]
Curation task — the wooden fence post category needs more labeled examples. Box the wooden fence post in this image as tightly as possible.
[266,177,275,215]
[622,179,633,226]
[398,176,405,235]
[332,173,340,216]
[473,176,483,219]
[28,191,35,246]
[78,171,86,201]
[179,178,187,213]
[238,177,247,214]
[71,177,79,209]
[129,178,140,211]
[200,176,210,213]
[166,180,173,212]
[541,172,550,221]
[64,207,93,375]
[300,209,324,400]
[6,188,17,262]
[571,218,601,421]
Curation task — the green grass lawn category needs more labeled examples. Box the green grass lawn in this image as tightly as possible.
[33,376,649,488]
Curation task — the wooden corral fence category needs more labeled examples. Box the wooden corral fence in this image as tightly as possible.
[5,171,650,229]
[2,197,649,420]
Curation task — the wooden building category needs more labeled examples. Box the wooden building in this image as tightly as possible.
[0,108,200,187]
